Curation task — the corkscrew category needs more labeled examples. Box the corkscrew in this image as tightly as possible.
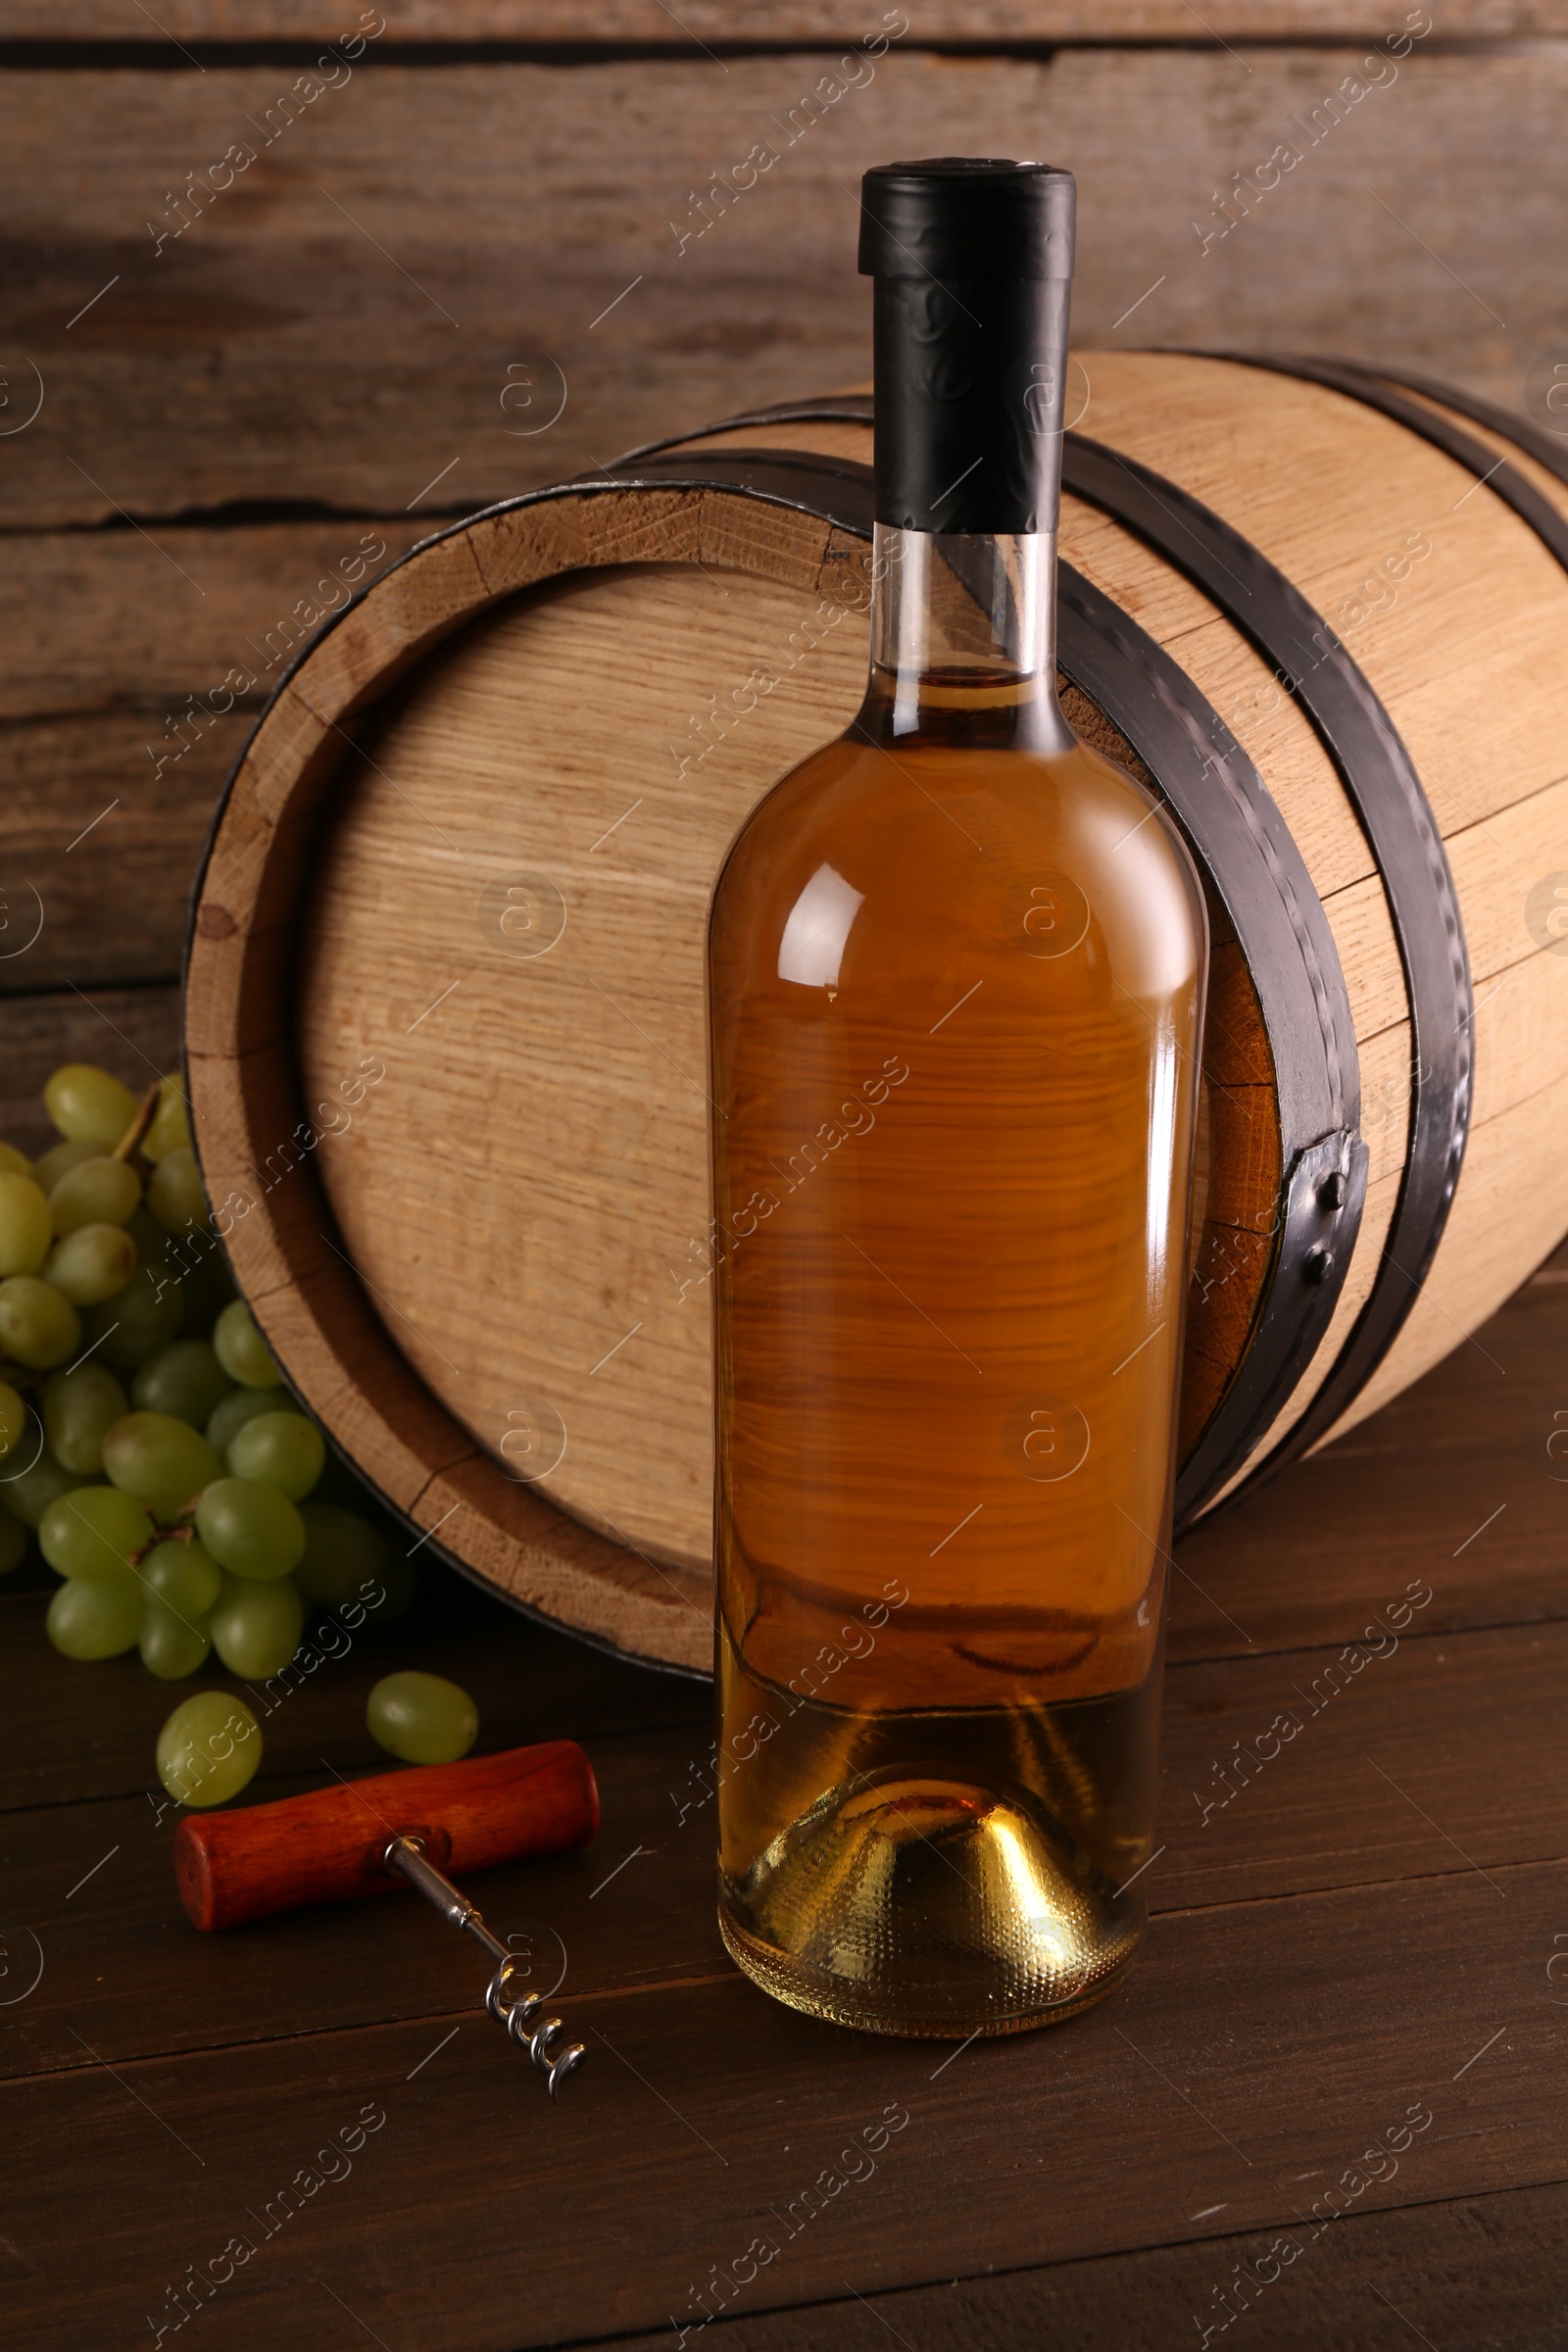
[172,1740,600,2099]
[382,1833,586,2093]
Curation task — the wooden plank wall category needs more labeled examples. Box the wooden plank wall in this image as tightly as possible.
[3,2,1564,1151]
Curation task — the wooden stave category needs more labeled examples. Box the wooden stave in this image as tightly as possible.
[186,348,1568,1674]
[1024,354,1568,1491]
[185,491,770,1678]
[1115,358,1568,1481]
[1158,352,1568,1483]
[1058,424,1472,1492]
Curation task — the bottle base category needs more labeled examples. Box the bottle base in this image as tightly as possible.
[717,1768,1145,2039]
[718,1910,1137,2039]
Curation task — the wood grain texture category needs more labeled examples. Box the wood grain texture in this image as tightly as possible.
[0,523,424,1004]
[1182,941,1568,1486]
[1060,496,1381,897]
[1174,1247,1568,1662]
[302,558,865,1572]
[0,711,244,995]
[3,47,1563,528]
[605,2180,1568,2352]
[1227,1046,1568,1483]
[1336,1057,1568,1432]
[1,1868,1558,2351]
[0,523,424,723]
[16,3,1563,39]
[1080,355,1568,859]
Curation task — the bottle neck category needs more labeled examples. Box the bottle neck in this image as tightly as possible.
[858,523,1074,752]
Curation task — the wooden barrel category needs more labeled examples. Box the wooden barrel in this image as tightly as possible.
[185,351,1568,1675]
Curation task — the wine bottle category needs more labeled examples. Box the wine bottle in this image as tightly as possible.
[707,159,1207,2037]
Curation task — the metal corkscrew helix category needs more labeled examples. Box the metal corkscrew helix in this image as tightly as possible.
[382,1834,587,2095]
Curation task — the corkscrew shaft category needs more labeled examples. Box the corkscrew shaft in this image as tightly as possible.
[382,1834,586,2096]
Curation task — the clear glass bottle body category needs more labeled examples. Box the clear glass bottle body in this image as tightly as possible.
[708,525,1207,2036]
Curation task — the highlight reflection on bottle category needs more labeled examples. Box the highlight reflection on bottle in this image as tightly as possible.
[708,160,1207,2037]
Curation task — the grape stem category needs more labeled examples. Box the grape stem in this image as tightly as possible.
[128,1518,196,1568]
[113,1082,163,1164]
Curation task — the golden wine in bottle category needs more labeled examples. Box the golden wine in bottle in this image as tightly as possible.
[708,160,1207,2036]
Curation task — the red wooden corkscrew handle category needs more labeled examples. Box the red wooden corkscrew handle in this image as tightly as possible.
[173,1740,599,1932]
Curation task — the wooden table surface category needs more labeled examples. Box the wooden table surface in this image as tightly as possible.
[3,1246,1564,2352]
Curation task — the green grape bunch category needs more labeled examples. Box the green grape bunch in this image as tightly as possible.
[0,1062,434,1809]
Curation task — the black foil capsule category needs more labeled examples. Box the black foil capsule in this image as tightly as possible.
[858,158,1077,536]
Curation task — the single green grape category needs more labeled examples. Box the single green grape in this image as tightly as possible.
[139,1601,212,1681]
[0,1379,24,1459]
[227,1410,325,1500]
[2,1427,91,1527]
[138,1535,223,1618]
[205,1385,281,1456]
[133,1340,233,1429]
[102,1410,222,1521]
[41,1362,128,1475]
[293,1500,390,1605]
[368,1671,478,1765]
[207,1572,303,1679]
[48,1575,142,1660]
[39,1485,153,1582]
[44,1064,141,1152]
[0,1172,54,1276]
[0,1504,26,1574]
[31,1138,98,1193]
[156,1690,262,1806]
[0,1275,80,1369]
[80,1265,184,1372]
[195,1477,305,1580]
[0,1142,32,1179]
[142,1076,192,1166]
[212,1298,283,1389]
[48,1156,141,1237]
[148,1148,209,1237]
[43,1220,138,1305]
